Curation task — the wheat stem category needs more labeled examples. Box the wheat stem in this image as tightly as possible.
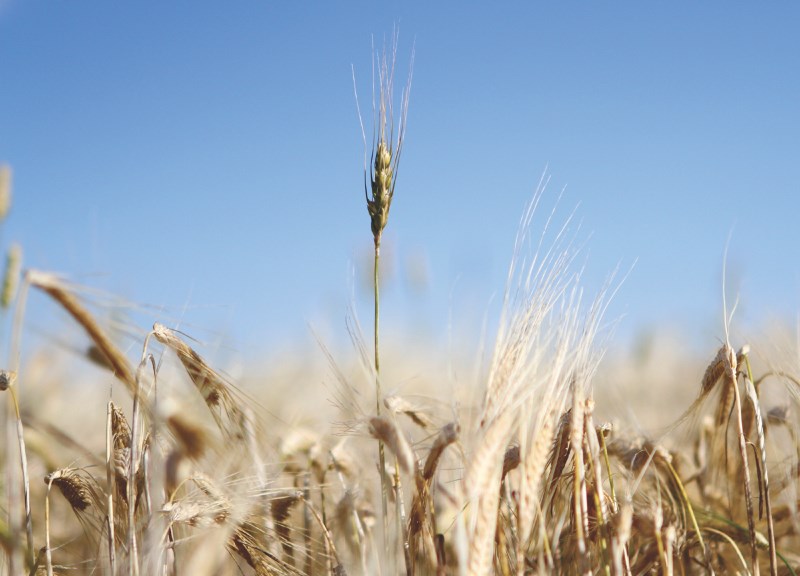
[44,475,54,576]
[663,459,714,574]
[7,271,33,574]
[727,348,760,576]
[743,355,778,576]
[6,385,34,571]
[105,401,117,576]
[374,242,390,563]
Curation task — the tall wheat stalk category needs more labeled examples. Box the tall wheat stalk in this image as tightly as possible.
[356,30,412,565]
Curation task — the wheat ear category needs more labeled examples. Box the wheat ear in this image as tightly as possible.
[29,271,137,392]
[151,322,245,438]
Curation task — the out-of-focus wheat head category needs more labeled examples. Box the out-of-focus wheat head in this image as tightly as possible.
[0,164,12,222]
[1,243,22,310]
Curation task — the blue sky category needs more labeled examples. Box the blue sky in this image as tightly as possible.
[1,2,798,361]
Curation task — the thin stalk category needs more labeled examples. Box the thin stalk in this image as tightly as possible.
[393,463,411,576]
[700,510,796,576]
[128,370,142,576]
[45,476,54,576]
[8,386,33,569]
[584,429,610,575]
[303,473,313,576]
[730,364,759,575]
[105,401,116,576]
[704,528,748,573]
[744,356,778,576]
[664,460,714,575]
[3,391,18,576]
[302,496,345,574]
[535,497,554,570]
[374,242,390,560]
[8,273,33,573]
[374,246,381,413]
[318,468,332,576]
[599,429,617,513]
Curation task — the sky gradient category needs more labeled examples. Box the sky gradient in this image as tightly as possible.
[1,2,798,361]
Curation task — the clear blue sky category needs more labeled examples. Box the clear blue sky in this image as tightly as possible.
[1,2,798,360]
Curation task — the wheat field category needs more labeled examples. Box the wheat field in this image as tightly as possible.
[2,42,800,576]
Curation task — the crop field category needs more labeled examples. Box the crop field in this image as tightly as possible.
[2,41,799,576]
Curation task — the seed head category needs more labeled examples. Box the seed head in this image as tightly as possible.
[357,32,413,247]
[0,370,16,391]
[46,468,97,512]
[0,165,11,222]
[1,243,22,309]
[367,140,394,242]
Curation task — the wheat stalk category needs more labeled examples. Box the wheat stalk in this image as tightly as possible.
[355,30,413,568]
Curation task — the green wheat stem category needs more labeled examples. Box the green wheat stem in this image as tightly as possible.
[359,34,411,568]
[664,459,714,574]
[599,428,617,513]
[374,240,390,560]
[374,243,382,416]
